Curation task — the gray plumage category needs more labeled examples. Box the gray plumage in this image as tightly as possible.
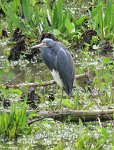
[40,38,75,96]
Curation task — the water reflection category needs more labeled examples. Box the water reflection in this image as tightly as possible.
[1,61,52,85]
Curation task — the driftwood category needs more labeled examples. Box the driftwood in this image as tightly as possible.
[6,73,89,88]
[28,109,114,125]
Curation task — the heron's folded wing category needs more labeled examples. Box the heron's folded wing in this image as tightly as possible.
[56,48,74,95]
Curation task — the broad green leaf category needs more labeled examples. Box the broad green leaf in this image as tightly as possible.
[52,29,61,36]
[103,57,111,65]
[9,125,16,140]
[77,16,86,26]
[62,99,72,108]
[8,88,22,97]
[104,0,112,28]
[91,4,102,18]
[65,15,74,33]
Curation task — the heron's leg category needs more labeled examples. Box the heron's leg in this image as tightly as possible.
[60,87,63,109]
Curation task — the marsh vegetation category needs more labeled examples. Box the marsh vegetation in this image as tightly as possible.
[0,0,114,149]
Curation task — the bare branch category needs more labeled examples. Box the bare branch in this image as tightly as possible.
[6,73,88,88]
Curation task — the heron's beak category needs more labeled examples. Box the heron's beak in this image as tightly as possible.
[31,43,46,49]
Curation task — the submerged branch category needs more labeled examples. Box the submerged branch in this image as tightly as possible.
[6,73,88,88]
[28,109,114,125]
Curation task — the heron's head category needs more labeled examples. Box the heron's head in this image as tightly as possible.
[31,38,54,49]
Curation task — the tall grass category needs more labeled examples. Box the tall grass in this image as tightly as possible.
[90,0,114,41]
[0,101,31,140]
[0,0,86,39]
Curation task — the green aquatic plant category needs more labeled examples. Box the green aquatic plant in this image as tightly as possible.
[0,101,31,140]
[90,0,114,41]
[0,0,86,39]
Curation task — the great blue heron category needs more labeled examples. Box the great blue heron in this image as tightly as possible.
[32,38,75,107]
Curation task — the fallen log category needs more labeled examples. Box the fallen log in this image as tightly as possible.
[1,108,113,125]
[28,109,114,125]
